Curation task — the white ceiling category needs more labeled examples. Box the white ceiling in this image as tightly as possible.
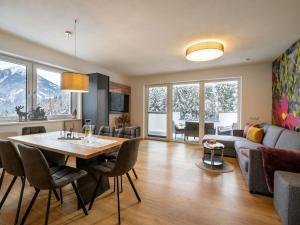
[0,0,300,76]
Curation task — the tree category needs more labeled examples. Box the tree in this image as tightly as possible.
[148,87,167,112]
[173,85,199,120]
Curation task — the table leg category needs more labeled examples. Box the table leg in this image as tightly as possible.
[211,149,214,168]
[76,156,110,206]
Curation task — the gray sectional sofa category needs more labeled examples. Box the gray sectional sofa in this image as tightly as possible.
[202,123,300,195]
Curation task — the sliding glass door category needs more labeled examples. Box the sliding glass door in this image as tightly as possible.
[172,83,200,143]
[204,80,239,136]
[147,85,168,138]
[145,79,240,141]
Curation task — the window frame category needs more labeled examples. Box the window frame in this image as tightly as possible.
[0,54,31,121]
[0,53,75,122]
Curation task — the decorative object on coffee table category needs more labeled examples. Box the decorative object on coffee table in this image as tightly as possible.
[203,141,225,168]
[15,105,28,122]
[28,106,47,121]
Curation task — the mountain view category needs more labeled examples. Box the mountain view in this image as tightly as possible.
[0,66,70,121]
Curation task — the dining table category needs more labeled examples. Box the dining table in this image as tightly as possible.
[8,131,127,205]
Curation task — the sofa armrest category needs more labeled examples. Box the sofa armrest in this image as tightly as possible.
[232,129,244,137]
[248,148,271,194]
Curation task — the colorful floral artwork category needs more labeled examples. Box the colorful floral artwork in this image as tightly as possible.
[272,39,300,131]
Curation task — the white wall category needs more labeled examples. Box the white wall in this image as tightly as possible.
[0,30,128,84]
[129,62,272,137]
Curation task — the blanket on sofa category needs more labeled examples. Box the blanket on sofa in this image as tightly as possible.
[259,147,300,192]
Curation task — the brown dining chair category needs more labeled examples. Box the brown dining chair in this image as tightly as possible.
[0,140,26,225]
[88,138,141,224]
[18,144,88,225]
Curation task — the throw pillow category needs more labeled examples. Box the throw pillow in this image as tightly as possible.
[243,123,258,137]
[246,127,264,143]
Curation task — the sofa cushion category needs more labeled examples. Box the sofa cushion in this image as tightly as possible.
[235,139,264,151]
[262,125,285,147]
[202,135,244,149]
[259,123,270,133]
[275,130,300,150]
[246,127,264,143]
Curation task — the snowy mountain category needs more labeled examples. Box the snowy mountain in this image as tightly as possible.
[0,67,61,116]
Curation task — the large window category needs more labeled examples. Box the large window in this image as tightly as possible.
[0,54,73,122]
[0,59,27,122]
[36,68,71,116]
[145,79,240,141]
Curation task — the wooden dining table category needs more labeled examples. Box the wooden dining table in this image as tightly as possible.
[8,131,127,205]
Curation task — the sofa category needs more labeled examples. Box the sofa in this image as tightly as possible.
[202,123,300,194]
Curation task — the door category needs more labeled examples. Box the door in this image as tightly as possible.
[146,85,168,138]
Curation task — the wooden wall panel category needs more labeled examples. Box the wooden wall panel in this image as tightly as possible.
[109,82,131,127]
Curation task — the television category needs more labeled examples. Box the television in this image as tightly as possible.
[109,92,129,113]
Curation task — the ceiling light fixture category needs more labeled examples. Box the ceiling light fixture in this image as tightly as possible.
[61,19,89,92]
[186,41,224,62]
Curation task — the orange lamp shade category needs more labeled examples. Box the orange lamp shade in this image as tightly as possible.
[61,72,89,92]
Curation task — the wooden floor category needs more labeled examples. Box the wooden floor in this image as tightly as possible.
[0,140,281,225]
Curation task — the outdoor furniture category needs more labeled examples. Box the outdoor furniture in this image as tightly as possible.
[184,121,199,140]
[18,144,88,225]
[217,123,238,136]
[274,171,300,225]
[204,122,216,135]
[0,140,26,225]
[173,121,185,139]
[88,138,141,224]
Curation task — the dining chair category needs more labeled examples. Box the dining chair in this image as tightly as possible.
[18,144,88,225]
[0,140,26,225]
[88,138,141,224]
[22,126,65,166]
[98,125,115,136]
[22,126,66,203]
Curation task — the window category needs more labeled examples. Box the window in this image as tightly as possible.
[0,59,27,122]
[0,54,74,122]
[145,79,240,141]
[204,80,239,131]
[36,68,71,117]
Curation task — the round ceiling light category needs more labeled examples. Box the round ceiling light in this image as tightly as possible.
[186,41,224,62]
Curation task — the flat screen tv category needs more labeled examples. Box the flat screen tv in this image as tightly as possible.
[109,92,129,113]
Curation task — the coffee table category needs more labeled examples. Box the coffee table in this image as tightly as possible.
[203,141,225,168]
